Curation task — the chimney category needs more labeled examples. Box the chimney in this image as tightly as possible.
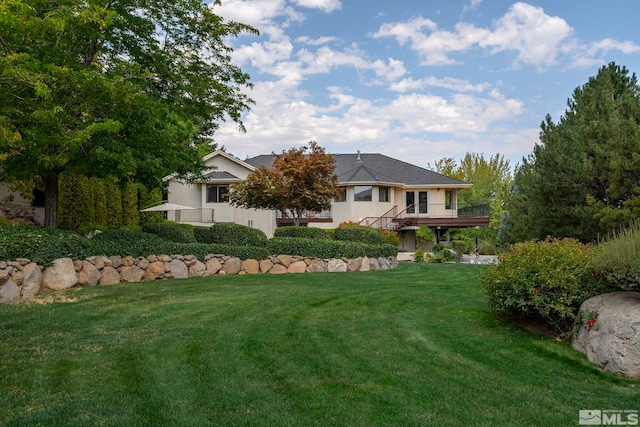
[357,150,362,163]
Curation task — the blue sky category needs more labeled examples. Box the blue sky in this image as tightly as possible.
[211,0,640,170]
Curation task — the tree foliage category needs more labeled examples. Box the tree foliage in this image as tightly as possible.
[502,62,640,243]
[0,0,257,227]
[431,152,512,248]
[229,142,340,226]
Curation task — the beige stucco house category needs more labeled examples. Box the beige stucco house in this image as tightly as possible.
[165,150,489,250]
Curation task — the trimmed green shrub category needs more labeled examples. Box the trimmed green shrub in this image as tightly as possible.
[0,225,94,266]
[142,222,197,243]
[121,180,140,228]
[479,238,612,337]
[194,223,267,247]
[105,177,123,229]
[91,177,108,228]
[268,237,397,259]
[592,221,640,290]
[333,226,385,245]
[414,248,425,263]
[274,226,331,239]
[91,229,269,260]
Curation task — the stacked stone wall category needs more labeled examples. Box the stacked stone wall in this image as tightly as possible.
[0,254,398,303]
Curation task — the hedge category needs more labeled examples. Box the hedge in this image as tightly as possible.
[142,222,197,243]
[333,226,385,245]
[268,237,397,259]
[92,229,269,260]
[0,226,395,267]
[194,223,268,247]
[0,225,95,266]
[273,226,331,240]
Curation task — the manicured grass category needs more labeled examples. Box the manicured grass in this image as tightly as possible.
[0,264,637,426]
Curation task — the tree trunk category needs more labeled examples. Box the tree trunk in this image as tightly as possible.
[44,173,59,228]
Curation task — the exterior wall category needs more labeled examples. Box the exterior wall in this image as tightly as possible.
[166,153,278,237]
[0,185,31,205]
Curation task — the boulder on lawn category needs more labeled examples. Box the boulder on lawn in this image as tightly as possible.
[572,291,640,379]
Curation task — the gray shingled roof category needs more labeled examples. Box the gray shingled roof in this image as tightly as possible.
[244,152,467,186]
[203,171,240,180]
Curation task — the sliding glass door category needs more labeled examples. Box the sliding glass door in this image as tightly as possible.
[405,191,428,215]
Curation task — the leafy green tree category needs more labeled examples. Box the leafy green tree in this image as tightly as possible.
[431,153,512,248]
[230,142,341,226]
[0,0,257,227]
[502,62,640,243]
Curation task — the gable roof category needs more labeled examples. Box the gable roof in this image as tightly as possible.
[202,171,240,180]
[245,152,469,187]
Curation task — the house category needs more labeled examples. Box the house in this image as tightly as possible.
[165,150,490,251]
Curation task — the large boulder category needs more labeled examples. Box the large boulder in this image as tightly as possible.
[287,261,307,274]
[204,258,222,276]
[144,261,165,281]
[169,259,189,279]
[120,266,145,283]
[241,259,260,275]
[0,280,21,303]
[572,291,640,379]
[41,258,78,291]
[221,257,241,275]
[99,266,121,285]
[20,263,42,300]
[328,259,347,273]
[78,261,100,286]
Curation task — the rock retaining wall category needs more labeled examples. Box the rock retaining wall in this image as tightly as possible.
[0,254,398,303]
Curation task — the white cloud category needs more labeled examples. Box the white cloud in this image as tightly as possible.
[212,0,304,28]
[480,2,574,67]
[371,2,574,68]
[291,0,342,13]
[295,35,338,45]
[390,76,492,93]
[463,0,482,13]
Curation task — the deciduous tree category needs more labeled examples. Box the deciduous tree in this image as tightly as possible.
[230,142,340,226]
[0,0,257,227]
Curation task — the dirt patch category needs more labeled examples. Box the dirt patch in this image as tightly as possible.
[517,316,556,338]
[28,294,80,305]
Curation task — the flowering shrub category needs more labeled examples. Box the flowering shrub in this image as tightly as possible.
[478,238,612,337]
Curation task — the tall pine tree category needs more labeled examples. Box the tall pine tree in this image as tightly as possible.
[503,63,640,243]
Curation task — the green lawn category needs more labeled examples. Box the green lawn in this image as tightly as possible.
[0,263,637,426]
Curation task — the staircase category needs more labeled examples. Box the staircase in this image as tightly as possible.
[386,218,412,231]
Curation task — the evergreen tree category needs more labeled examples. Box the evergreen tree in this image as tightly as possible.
[503,62,640,243]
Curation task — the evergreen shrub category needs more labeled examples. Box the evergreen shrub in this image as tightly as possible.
[268,237,397,259]
[0,225,94,265]
[142,222,196,243]
[194,223,267,246]
[479,238,612,337]
[333,226,385,245]
[274,226,330,239]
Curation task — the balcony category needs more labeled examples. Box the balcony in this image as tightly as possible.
[359,203,490,230]
[275,210,332,226]
[166,209,215,223]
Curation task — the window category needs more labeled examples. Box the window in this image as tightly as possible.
[445,190,456,210]
[354,186,372,202]
[206,185,229,203]
[379,186,390,203]
[334,187,346,202]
